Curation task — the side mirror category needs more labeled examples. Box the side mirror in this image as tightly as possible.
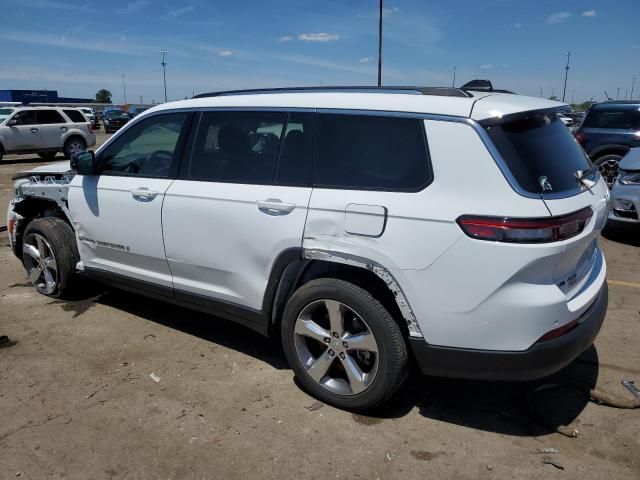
[6,119,17,126]
[70,150,97,176]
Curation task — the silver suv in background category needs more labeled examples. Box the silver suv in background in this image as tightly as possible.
[0,106,96,161]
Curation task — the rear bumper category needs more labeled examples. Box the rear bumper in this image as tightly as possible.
[410,282,608,381]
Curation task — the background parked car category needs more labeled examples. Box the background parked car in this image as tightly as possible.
[129,106,149,117]
[575,101,640,187]
[609,148,640,224]
[80,107,98,128]
[0,106,96,161]
[103,109,131,133]
[557,113,574,127]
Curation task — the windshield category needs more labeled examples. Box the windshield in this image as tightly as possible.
[485,113,595,195]
[107,110,126,117]
[0,108,14,116]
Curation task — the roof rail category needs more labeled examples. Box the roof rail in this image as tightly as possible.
[192,85,473,99]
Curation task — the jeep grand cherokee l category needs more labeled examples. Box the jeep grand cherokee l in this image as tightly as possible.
[7,84,609,410]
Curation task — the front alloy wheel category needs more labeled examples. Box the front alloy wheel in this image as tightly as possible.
[596,154,622,188]
[23,233,59,295]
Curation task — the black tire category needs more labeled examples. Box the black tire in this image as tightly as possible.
[64,137,86,159]
[38,152,57,160]
[22,217,80,299]
[281,278,408,411]
[594,153,623,188]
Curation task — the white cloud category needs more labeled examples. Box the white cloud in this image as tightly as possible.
[382,7,400,18]
[357,57,371,63]
[3,0,92,11]
[582,10,597,17]
[514,22,522,28]
[219,50,232,57]
[116,0,150,14]
[546,12,571,24]
[480,64,493,69]
[279,36,293,42]
[298,33,340,42]
[166,5,194,18]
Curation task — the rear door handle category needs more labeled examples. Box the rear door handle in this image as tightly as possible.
[131,188,159,201]
[60,126,68,131]
[30,128,39,133]
[257,199,296,215]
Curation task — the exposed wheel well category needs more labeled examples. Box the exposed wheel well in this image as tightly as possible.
[11,198,71,259]
[64,135,87,149]
[269,259,408,337]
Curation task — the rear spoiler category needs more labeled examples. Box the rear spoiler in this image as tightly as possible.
[478,106,567,127]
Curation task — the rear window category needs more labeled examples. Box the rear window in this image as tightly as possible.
[582,106,640,129]
[486,113,593,195]
[64,109,87,122]
[314,113,431,191]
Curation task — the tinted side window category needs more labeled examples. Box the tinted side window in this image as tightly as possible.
[64,110,86,122]
[38,110,65,124]
[583,108,640,129]
[314,114,431,191]
[11,110,38,125]
[274,112,314,186]
[184,111,287,184]
[99,113,187,177]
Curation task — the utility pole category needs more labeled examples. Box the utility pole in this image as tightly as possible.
[121,74,127,104]
[631,76,636,101]
[139,95,143,104]
[571,89,575,105]
[617,87,620,100]
[377,0,383,86]
[452,66,456,88]
[562,51,571,102]
[540,87,543,97]
[161,49,168,103]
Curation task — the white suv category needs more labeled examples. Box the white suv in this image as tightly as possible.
[6,84,610,410]
[0,106,96,161]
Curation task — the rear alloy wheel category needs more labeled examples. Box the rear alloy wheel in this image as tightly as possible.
[282,278,408,410]
[595,154,623,188]
[64,137,86,159]
[22,218,80,298]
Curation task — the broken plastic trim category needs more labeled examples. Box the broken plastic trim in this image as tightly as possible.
[303,248,423,338]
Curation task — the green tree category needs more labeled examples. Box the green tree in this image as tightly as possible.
[548,95,559,101]
[95,89,112,104]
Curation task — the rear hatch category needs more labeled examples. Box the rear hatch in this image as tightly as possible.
[475,99,609,303]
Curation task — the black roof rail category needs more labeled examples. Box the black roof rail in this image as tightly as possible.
[192,85,473,99]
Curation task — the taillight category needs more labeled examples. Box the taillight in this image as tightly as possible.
[574,131,584,145]
[536,319,578,343]
[456,207,593,243]
[87,123,94,133]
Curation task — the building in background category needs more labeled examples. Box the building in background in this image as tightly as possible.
[0,89,93,104]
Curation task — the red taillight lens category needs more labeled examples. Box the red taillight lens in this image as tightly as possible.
[574,131,584,145]
[536,319,578,343]
[457,207,593,243]
[87,123,94,133]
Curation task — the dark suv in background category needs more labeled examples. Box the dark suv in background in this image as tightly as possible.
[575,101,640,187]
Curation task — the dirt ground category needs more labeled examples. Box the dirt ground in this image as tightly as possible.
[1,134,639,479]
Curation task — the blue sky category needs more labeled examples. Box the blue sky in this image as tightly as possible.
[0,0,638,104]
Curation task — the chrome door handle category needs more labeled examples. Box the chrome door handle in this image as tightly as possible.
[257,199,296,215]
[30,128,39,133]
[60,126,68,131]
[131,188,159,201]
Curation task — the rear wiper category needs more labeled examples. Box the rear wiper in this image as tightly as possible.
[574,167,598,191]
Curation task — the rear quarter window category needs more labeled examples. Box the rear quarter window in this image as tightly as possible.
[485,113,593,195]
[314,113,431,191]
[582,107,640,129]
[63,110,87,122]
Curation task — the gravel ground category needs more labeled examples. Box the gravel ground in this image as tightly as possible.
[1,134,639,479]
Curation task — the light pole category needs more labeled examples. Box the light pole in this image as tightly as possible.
[121,73,127,105]
[617,87,620,100]
[562,51,571,102]
[631,76,636,101]
[452,66,456,88]
[161,49,168,102]
[377,0,383,86]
